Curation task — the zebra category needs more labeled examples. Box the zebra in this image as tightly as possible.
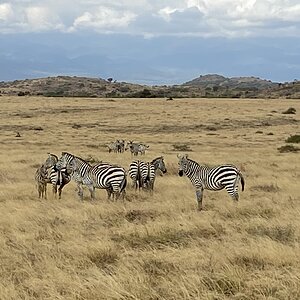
[107,141,119,153]
[177,154,245,211]
[34,164,48,199]
[118,140,125,153]
[55,152,127,201]
[44,153,71,199]
[142,156,167,193]
[128,160,147,189]
[138,143,149,155]
[126,141,149,156]
[129,156,167,193]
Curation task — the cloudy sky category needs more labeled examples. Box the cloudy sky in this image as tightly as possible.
[0,0,299,84]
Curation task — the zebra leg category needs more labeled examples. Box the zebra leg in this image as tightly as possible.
[88,185,95,200]
[44,183,47,200]
[195,188,204,211]
[225,185,239,202]
[52,184,57,198]
[150,180,155,195]
[106,189,112,201]
[77,183,84,201]
[58,181,66,199]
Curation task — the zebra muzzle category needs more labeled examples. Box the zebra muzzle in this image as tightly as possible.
[178,170,184,177]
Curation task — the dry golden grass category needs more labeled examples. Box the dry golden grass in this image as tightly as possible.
[0,96,299,300]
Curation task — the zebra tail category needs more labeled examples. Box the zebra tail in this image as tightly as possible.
[239,172,245,191]
[137,163,143,189]
[119,175,127,193]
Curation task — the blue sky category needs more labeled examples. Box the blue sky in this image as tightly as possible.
[0,0,299,84]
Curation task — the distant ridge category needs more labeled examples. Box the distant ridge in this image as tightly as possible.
[184,74,276,90]
[0,74,299,99]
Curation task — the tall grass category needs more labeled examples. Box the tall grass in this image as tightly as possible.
[0,96,299,299]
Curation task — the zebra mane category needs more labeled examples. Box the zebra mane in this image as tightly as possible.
[48,153,58,161]
[62,152,92,167]
[74,155,93,167]
[186,158,214,169]
[186,157,201,166]
[151,156,163,164]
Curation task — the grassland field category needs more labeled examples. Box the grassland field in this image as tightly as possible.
[0,96,299,300]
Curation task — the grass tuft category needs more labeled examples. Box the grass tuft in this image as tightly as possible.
[250,184,280,192]
[246,224,296,243]
[88,248,119,272]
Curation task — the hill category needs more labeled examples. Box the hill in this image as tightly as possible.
[184,74,276,89]
[0,74,299,99]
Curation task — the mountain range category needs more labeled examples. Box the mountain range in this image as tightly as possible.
[0,74,299,99]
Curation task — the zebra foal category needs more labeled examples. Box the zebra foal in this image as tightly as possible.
[177,154,245,211]
[35,164,48,199]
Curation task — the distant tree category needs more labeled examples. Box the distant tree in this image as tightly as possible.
[107,78,113,83]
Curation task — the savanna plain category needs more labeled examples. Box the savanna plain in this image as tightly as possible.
[0,96,299,300]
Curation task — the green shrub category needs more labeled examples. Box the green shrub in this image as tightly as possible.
[285,134,300,143]
[278,145,300,153]
[282,107,296,114]
[172,144,192,152]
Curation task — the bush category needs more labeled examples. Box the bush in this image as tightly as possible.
[285,134,300,143]
[278,145,300,153]
[172,144,192,152]
[282,107,296,114]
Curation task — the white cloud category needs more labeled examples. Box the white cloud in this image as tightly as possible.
[71,7,136,31]
[0,0,299,37]
[0,3,13,21]
[25,6,64,31]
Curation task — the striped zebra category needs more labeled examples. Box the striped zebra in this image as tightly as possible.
[138,143,149,155]
[117,140,125,153]
[126,141,149,156]
[44,153,71,199]
[34,164,48,199]
[129,156,167,192]
[55,152,127,201]
[143,156,167,193]
[107,141,119,153]
[107,140,125,153]
[128,160,147,189]
[177,154,245,211]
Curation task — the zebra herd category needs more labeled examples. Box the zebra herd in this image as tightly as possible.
[107,140,149,156]
[35,152,245,211]
[35,152,166,201]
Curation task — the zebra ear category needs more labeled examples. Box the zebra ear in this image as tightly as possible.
[177,154,182,159]
[184,154,188,159]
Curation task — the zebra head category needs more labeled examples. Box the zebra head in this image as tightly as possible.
[125,140,133,151]
[55,152,76,173]
[152,156,167,174]
[45,153,58,169]
[177,154,189,177]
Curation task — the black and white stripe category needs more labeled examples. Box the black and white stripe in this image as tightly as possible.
[129,156,167,192]
[142,156,167,192]
[44,153,71,199]
[55,152,126,201]
[128,160,147,189]
[177,154,245,211]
